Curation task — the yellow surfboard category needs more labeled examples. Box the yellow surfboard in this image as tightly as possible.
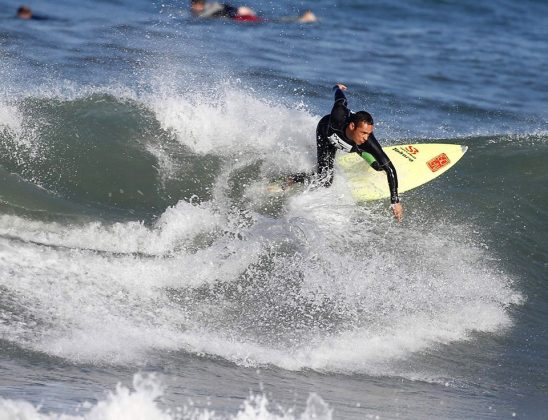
[336,143,468,202]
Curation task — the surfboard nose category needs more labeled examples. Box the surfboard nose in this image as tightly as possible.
[461,145,469,153]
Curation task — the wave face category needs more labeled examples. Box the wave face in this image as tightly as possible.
[0,83,528,379]
[1,93,189,217]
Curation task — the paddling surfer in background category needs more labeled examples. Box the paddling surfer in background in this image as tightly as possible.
[189,0,259,20]
[189,0,317,23]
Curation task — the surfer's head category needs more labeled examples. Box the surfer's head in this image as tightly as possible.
[17,6,33,20]
[346,111,374,145]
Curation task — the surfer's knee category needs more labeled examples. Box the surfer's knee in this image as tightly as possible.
[317,170,334,187]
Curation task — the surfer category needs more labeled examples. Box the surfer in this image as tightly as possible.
[289,84,404,222]
[16,6,50,20]
[16,6,32,19]
[189,1,317,23]
[189,0,260,20]
[16,5,47,20]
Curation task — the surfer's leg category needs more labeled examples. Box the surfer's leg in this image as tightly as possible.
[316,123,336,187]
[286,172,312,184]
[278,115,334,187]
[280,117,329,186]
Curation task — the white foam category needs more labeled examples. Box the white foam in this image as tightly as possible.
[0,80,523,377]
[0,101,37,158]
[0,103,23,135]
[0,215,264,363]
[2,79,319,189]
[0,188,523,371]
[160,298,516,376]
[149,83,317,170]
[0,200,223,255]
[0,374,332,420]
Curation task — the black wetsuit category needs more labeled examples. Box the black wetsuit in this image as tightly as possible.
[195,2,239,18]
[293,87,400,204]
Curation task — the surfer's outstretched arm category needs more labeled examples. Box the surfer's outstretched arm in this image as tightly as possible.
[357,133,403,221]
[358,134,399,203]
[329,84,350,128]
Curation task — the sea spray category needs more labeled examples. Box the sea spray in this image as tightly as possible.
[0,70,526,380]
[0,374,333,420]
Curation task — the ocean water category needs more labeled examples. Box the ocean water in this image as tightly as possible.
[0,0,547,418]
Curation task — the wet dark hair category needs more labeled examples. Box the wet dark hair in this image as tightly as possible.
[190,0,205,4]
[17,6,32,15]
[349,111,374,126]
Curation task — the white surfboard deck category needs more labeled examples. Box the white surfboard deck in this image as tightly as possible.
[336,143,467,202]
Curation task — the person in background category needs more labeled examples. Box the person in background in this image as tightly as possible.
[189,0,259,20]
[16,6,33,19]
[189,1,317,23]
[16,5,47,20]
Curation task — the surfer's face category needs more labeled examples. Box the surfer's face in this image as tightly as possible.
[347,122,373,145]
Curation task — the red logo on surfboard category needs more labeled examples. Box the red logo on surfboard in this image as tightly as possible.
[427,153,450,172]
[405,145,419,155]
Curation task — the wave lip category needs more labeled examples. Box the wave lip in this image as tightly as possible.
[0,84,320,218]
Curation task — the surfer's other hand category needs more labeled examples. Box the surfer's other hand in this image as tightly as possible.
[391,202,404,222]
[334,83,347,91]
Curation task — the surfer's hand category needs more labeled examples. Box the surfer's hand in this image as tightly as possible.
[391,202,404,222]
[335,83,347,91]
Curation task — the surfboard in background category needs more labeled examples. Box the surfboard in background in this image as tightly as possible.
[337,143,468,202]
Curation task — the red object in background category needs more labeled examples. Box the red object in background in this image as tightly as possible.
[232,15,263,22]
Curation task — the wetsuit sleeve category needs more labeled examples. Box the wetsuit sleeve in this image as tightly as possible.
[358,133,400,203]
[360,152,382,171]
[223,4,239,17]
[200,3,237,18]
[329,86,349,130]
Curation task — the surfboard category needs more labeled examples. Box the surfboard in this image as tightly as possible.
[336,143,467,202]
